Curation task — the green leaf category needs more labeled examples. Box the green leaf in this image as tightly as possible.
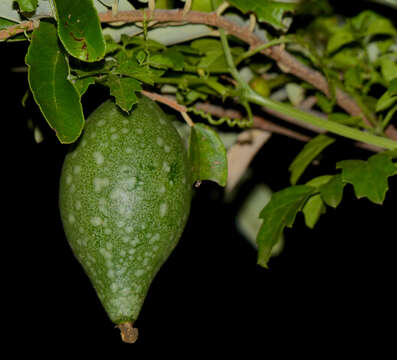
[257,185,315,268]
[328,113,363,127]
[302,194,326,229]
[115,51,163,85]
[147,49,185,71]
[376,89,397,112]
[302,175,332,229]
[189,123,228,186]
[336,154,397,204]
[326,29,355,54]
[53,0,105,62]
[389,78,397,96]
[107,75,142,112]
[73,76,96,96]
[16,0,38,13]
[25,21,84,144]
[315,92,335,113]
[228,0,297,30]
[351,10,397,37]
[319,173,345,208]
[0,17,18,30]
[289,134,335,185]
[380,57,397,83]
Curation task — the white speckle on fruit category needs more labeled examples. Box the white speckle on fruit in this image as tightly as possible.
[128,248,136,255]
[160,202,168,217]
[159,185,166,193]
[105,228,111,235]
[75,200,81,210]
[156,137,164,146]
[79,226,84,234]
[135,269,144,277]
[121,128,129,134]
[120,250,126,257]
[131,238,140,247]
[105,242,113,251]
[73,165,81,174]
[125,226,133,233]
[97,119,106,127]
[90,216,103,226]
[107,269,115,278]
[90,131,97,138]
[94,177,110,192]
[164,145,171,153]
[136,128,143,134]
[93,151,104,165]
[110,127,117,133]
[111,133,119,141]
[99,247,112,260]
[122,236,130,243]
[122,119,128,125]
[125,147,133,154]
[149,233,160,244]
[68,214,75,223]
[66,175,73,185]
[163,162,171,172]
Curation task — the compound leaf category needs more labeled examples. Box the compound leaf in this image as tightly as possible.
[336,153,397,204]
[107,75,142,112]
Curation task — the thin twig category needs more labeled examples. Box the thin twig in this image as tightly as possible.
[140,90,194,126]
[141,89,187,112]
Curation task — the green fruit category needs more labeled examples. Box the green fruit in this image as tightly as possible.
[59,95,192,342]
[249,77,270,98]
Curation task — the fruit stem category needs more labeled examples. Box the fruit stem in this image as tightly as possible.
[117,322,138,344]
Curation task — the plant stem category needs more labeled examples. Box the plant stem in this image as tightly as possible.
[235,37,291,66]
[381,104,397,131]
[247,89,397,150]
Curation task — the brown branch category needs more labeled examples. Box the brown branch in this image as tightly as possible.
[2,9,394,141]
[141,90,187,112]
[0,10,373,123]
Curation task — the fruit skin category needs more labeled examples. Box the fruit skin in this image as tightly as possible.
[59,95,192,325]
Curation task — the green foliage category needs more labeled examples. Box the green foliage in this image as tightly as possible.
[336,154,397,204]
[189,123,228,186]
[257,185,316,268]
[53,0,106,62]
[289,134,335,185]
[227,0,297,30]
[25,21,84,143]
[16,0,38,13]
[2,0,397,336]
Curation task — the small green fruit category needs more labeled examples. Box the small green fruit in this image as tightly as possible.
[249,76,270,98]
[59,95,192,342]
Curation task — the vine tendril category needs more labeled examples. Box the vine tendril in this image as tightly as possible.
[188,107,253,128]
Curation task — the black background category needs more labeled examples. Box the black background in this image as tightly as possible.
[1,0,395,355]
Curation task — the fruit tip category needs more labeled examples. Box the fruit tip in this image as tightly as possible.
[117,322,139,344]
